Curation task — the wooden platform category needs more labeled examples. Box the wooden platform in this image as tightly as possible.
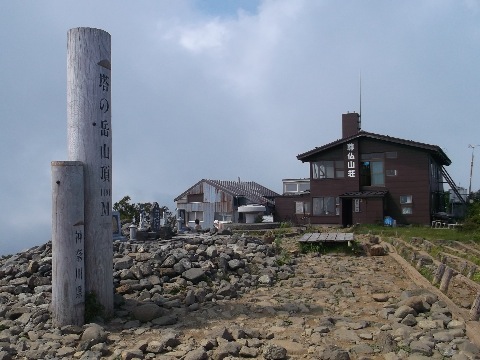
[298,232,354,243]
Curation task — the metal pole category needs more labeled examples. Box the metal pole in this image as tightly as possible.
[468,145,480,196]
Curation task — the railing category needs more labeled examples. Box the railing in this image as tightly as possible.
[441,167,467,205]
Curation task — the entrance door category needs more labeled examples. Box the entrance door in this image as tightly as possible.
[342,199,353,227]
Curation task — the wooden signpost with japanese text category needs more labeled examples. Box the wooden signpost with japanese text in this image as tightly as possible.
[51,161,85,326]
[67,27,113,317]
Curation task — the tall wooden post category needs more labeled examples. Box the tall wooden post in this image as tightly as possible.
[52,161,85,326]
[67,27,113,316]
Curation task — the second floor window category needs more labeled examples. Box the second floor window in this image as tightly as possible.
[284,182,310,193]
[360,160,384,186]
[312,161,344,179]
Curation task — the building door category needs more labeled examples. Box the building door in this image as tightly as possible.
[342,199,352,227]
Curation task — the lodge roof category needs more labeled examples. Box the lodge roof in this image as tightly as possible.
[339,190,389,198]
[296,130,451,165]
[174,179,280,206]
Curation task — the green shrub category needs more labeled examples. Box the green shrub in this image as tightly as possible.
[460,202,480,232]
[85,291,105,323]
[279,221,293,229]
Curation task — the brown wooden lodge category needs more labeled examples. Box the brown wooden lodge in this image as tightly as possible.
[275,112,464,227]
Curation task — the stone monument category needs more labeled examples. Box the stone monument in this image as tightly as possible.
[151,202,161,232]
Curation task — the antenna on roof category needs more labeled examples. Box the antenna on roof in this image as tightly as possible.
[359,71,362,131]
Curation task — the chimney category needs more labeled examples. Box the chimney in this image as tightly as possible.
[342,112,360,138]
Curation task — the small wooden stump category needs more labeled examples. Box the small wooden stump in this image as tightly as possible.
[432,263,446,286]
[439,267,454,293]
[469,292,480,321]
[468,266,477,279]
[416,258,425,270]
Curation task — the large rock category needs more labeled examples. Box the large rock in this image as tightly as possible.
[132,303,164,322]
[182,268,205,283]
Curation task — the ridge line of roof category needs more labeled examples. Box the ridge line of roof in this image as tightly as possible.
[297,130,451,165]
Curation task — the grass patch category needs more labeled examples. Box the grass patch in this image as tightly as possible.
[418,266,434,282]
[353,224,480,243]
[274,237,292,266]
[279,221,293,228]
[85,291,105,323]
[472,272,480,282]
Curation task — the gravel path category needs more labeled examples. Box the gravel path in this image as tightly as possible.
[1,234,480,359]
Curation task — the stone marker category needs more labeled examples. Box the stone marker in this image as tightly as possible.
[112,211,126,241]
[151,202,161,232]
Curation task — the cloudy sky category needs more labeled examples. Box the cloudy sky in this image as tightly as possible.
[1,0,479,256]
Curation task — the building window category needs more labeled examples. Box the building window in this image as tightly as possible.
[298,182,310,192]
[215,213,232,222]
[400,195,413,215]
[386,169,397,176]
[295,201,311,215]
[187,193,203,202]
[386,152,398,159]
[187,211,203,222]
[312,197,336,216]
[400,195,413,204]
[360,160,384,186]
[430,160,441,180]
[285,183,297,192]
[284,181,310,193]
[312,161,344,179]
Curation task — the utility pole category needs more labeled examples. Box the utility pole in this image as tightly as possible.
[468,144,480,197]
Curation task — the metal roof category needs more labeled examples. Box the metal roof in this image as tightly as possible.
[297,130,451,166]
[174,179,280,206]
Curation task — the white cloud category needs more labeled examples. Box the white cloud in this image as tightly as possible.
[176,20,229,53]
[1,0,480,255]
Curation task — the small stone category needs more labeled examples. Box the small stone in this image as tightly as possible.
[372,293,389,302]
[263,344,288,360]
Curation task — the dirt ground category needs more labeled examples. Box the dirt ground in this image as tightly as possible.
[108,236,463,359]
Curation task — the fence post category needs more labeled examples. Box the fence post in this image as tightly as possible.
[439,267,454,293]
[432,263,446,286]
[470,292,480,321]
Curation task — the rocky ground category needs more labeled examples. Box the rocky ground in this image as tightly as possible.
[1,232,480,359]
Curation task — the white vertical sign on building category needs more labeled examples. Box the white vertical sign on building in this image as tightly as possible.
[67,27,113,316]
[346,143,356,178]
